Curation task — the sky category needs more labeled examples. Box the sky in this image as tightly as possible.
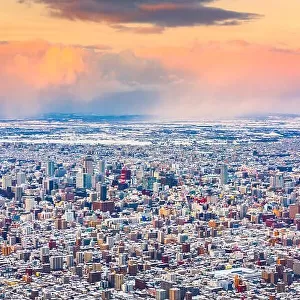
[1,0,300,118]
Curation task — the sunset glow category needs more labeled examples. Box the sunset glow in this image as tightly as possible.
[1,0,300,117]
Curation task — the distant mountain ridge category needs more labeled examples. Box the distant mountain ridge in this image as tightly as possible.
[0,114,152,122]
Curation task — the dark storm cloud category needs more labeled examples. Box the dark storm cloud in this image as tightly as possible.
[112,24,165,34]
[23,0,260,28]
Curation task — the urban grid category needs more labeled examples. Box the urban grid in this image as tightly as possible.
[0,115,299,300]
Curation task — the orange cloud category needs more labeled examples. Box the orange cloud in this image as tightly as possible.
[1,39,300,119]
[2,40,86,89]
[136,41,300,117]
[0,40,168,117]
[138,41,300,84]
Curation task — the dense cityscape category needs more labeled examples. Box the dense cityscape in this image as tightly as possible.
[0,114,299,299]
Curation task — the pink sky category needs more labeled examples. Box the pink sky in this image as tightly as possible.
[1,0,300,117]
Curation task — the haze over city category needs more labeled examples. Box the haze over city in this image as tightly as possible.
[1,0,300,118]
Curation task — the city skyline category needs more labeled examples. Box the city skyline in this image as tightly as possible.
[1,115,300,298]
[1,0,300,118]
[3,3,300,299]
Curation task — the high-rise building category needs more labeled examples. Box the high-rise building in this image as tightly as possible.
[15,186,23,202]
[156,289,167,300]
[83,173,92,189]
[76,172,92,189]
[56,167,66,177]
[115,274,124,290]
[92,200,115,213]
[289,203,300,219]
[185,292,193,300]
[76,251,84,264]
[102,291,112,300]
[128,261,138,276]
[158,231,165,244]
[40,246,50,259]
[83,156,94,175]
[153,182,161,193]
[169,288,181,300]
[54,218,67,230]
[46,160,55,177]
[100,184,107,201]
[84,251,93,263]
[90,192,98,202]
[16,172,26,185]
[99,160,106,174]
[107,236,115,249]
[220,164,229,185]
[50,256,63,271]
[88,271,102,283]
[270,173,284,189]
[2,175,12,190]
[64,211,75,222]
[92,174,101,189]
[118,253,127,266]
[25,197,35,212]
[66,255,74,268]
[240,204,248,219]
[45,179,55,194]
[76,172,84,189]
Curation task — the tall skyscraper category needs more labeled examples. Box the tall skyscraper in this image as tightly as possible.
[115,274,124,290]
[270,173,284,189]
[66,254,74,268]
[46,160,55,177]
[15,186,23,202]
[83,156,94,175]
[2,175,12,190]
[76,172,92,189]
[220,164,229,185]
[239,204,248,219]
[16,172,26,185]
[45,179,55,194]
[100,184,107,201]
[92,174,101,189]
[76,251,84,264]
[25,197,35,212]
[99,160,106,174]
